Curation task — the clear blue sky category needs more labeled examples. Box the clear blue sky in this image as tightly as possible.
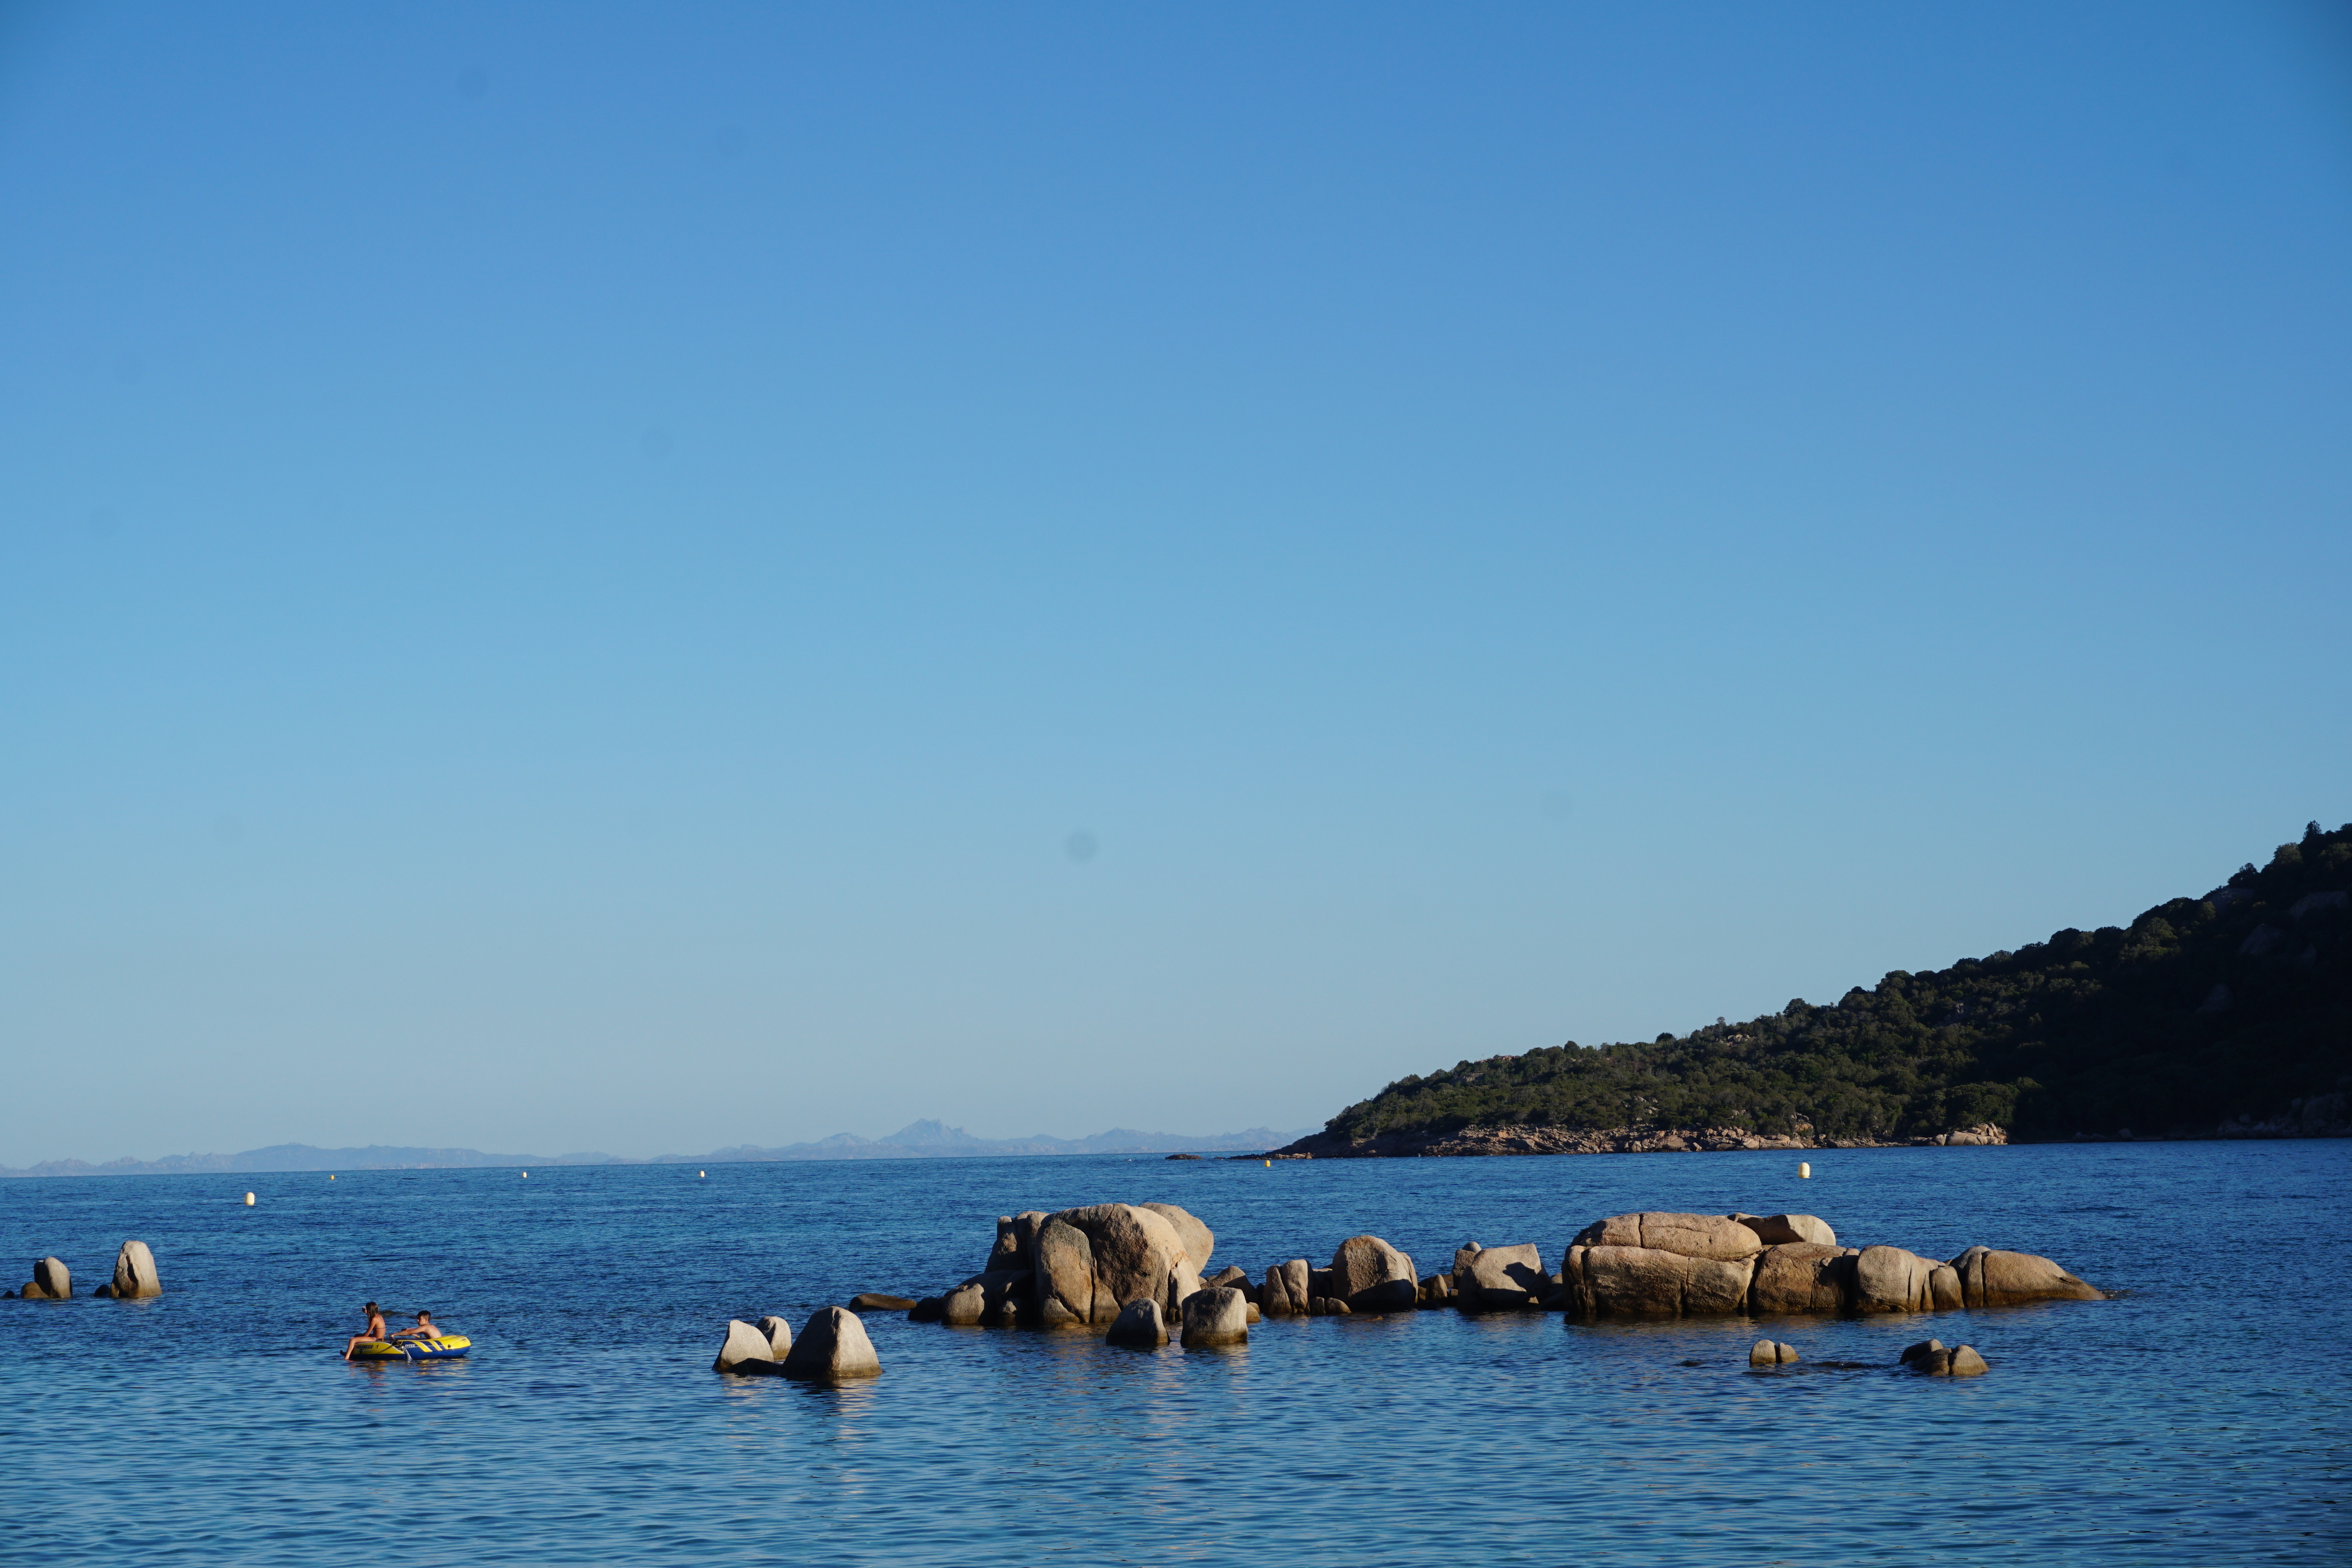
[2,2,2347,1166]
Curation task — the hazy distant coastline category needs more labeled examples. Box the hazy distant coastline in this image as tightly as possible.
[0,1119,1313,1178]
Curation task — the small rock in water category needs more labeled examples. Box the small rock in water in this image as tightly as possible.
[1105,1298,1169,1348]
[850,1293,917,1311]
[16,1257,71,1299]
[1181,1286,1248,1347]
[1748,1339,1800,1366]
[908,1296,945,1323]
[781,1307,882,1381]
[106,1241,161,1299]
[1899,1338,1946,1367]
[756,1316,794,1358]
[713,1319,780,1374]
[940,1283,985,1326]
[1903,1341,1986,1376]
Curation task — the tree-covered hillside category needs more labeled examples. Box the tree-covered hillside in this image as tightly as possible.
[1320,823,2352,1145]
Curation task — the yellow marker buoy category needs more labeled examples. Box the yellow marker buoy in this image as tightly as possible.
[244,1192,256,1206]
[1799,1161,1812,1179]
[1265,1159,1271,1168]
[329,1174,335,1181]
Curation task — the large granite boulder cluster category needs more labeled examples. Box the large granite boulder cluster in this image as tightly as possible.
[1255,1234,1419,1317]
[868,1201,2097,1369]
[913,1202,1217,1329]
[1515,1211,2099,1319]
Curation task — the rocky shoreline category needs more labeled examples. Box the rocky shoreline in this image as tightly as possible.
[1259,1122,2009,1159]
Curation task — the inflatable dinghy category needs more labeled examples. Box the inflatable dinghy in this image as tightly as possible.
[349,1336,470,1361]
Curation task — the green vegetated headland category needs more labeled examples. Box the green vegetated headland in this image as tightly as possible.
[1316,823,2351,1148]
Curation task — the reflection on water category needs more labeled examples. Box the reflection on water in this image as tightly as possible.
[1,1141,2347,1563]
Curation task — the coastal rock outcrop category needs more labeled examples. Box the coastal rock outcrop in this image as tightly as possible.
[1572,1212,1764,1262]
[93,1240,160,1299]
[1853,1246,1961,1314]
[1555,1211,2099,1320]
[16,1257,71,1299]
[1258,1259,1311,1317]
[1328,1235,1417,1313]
[1749,1243,1858,1315]
[957,1202,1202,1328]
[781,1307,881,1380]
[1949,1246,2100,1306]
[713,1319,783,1373]
[1180,1286,1248,1347]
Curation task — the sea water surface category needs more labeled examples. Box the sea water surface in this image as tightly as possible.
[2,1141,2346,1564]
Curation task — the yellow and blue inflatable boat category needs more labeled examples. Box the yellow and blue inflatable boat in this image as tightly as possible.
[349,1336,470,1361]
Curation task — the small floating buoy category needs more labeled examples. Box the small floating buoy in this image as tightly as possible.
[521,1171,529,1179]
[244,1192,255,1206]
[1799,1161,1812,1179]
[699,1171,706,1179]
[1264,1159,1271,1168]
[329,1174,335,1181]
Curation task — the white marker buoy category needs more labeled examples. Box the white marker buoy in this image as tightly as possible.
[699,1171,706,1178]
[1799,1161,1812,1179]
[521,1171,529,1179]
[244,1192,256,1206]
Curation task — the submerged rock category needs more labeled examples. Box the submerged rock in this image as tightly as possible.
[850,1293,916,1312]
[1748,1339,1800,1366]
[1904,1342,1988,1376]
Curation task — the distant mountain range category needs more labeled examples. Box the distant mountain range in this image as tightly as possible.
[0,1120,1313,1178]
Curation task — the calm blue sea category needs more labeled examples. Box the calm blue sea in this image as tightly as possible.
[2,1141,2346,1564]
